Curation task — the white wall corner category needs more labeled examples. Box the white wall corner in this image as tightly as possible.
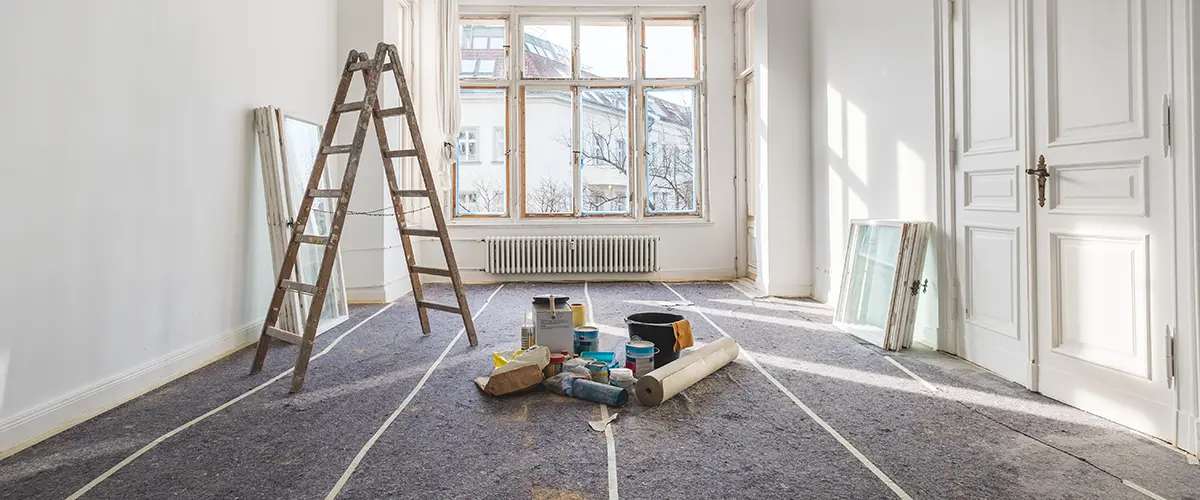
[0,323,260,458]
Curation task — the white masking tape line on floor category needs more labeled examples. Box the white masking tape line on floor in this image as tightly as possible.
[326,284,505,500]
[66,300,402,500]
[661,283,913,500]
[884,357,940,393]
[1123,480,1168,500]
[584,282,620,500]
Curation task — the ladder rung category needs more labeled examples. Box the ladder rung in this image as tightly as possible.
[265,326,304,345]
[401,228,441,238]
[382,63,395,72]
[378,107,406,117]
[322,145,353,155]
[417,301,461,314]
[349,60,374,71]
[310,189,343,198]
[281,280,319,295]
[411,266,452,277]
[296,234,330,245]
[336,101,366,113]
[394,190,430,198]
[384,149,419,158]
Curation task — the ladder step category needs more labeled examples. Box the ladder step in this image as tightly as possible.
[382,63,395,72]
[281,280,319,295]
[378,107,406,117]
[295,234,330,245]
[322,145,353,155]
[310,189,343,198]
[411,266,452,277]
[349,60,374,72]
[401,228,441,238]
[336,101,366,113]
[417,301,461,314]
[394,190,430,198]
[265,326,304,345]
[384,149,419,158]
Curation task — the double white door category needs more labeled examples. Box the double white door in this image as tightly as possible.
[954,0,1176,440]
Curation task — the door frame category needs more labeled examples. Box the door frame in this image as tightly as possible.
[935,0,1199,454]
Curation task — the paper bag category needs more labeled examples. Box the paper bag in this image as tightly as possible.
[475,345,551,396]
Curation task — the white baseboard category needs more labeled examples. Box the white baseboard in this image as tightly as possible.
[0,322,261,458]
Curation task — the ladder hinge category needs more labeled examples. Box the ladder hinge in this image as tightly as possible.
[1162,94,1172,158]
[1166,325,1177,387]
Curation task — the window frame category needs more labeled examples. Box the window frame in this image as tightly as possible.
[453,85,511,218]
[453,6,707,222]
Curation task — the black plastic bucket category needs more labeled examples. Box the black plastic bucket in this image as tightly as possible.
[625,312,686,368]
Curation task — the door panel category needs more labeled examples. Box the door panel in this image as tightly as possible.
[954,0,1032,387]
[1033,0,1175,440]
[1046,0,1146,146]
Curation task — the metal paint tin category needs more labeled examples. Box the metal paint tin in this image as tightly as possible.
[573,326,600,355]
[587,360,609,384]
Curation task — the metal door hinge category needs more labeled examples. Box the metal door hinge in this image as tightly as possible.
[1167,325,1177,388]
[910,278,929,296]
[1162,94,1172,158]
[949,134,958,169]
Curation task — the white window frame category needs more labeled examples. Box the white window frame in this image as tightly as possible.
[452,5,708,224]
[458,126,480,163]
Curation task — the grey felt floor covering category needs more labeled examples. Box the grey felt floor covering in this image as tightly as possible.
[2,282,1198,500]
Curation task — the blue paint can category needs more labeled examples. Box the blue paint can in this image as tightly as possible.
[571,379,629,407]
[573,326,599,355]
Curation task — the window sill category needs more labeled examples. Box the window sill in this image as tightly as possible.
[459,160,482,165]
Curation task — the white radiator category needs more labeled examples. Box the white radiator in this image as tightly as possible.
[485,235,661,274]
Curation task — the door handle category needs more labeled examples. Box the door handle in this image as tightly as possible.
[1025,155,1051,207]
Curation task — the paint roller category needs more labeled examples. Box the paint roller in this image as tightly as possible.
[635,337,741,406]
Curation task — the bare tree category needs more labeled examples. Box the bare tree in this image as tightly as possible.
[645,116,695,212]
[529,177,571,213]
[458,177,505,213]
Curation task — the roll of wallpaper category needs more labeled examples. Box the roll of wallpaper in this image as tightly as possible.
[635,337,741,406]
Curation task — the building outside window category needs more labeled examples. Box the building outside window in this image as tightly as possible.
[454,9,704,219]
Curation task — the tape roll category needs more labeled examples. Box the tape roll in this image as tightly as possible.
[634,337,740,406]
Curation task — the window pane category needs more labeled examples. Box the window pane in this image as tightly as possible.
[645,88,697,213]
[644,19,696,79]
[580,21,629,79]
[523,22,572,79]
[580,88,630,214]
[461,20,507,79]
[839,224,903,331]
[523,89,574,214]
[456,89,507,215]
[493,126,506,162]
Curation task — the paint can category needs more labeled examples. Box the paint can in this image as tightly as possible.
[571,379,629,407]
[608,368,635,390]
[547,353,565,377]
[573,326,599,355]
[571,303,587,327]
[587,360,609,384]
[625,339,658,378]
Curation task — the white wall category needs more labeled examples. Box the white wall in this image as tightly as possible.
[421,0,739,282]
[751,0,812,297]
[0,0,338,453]
[808,0,941,342]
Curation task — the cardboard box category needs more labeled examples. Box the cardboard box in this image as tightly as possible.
[532,294,574,353]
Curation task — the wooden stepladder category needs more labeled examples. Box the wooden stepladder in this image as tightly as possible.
[251,43,477,392]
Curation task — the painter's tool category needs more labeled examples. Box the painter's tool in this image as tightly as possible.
[571,379,629,407]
